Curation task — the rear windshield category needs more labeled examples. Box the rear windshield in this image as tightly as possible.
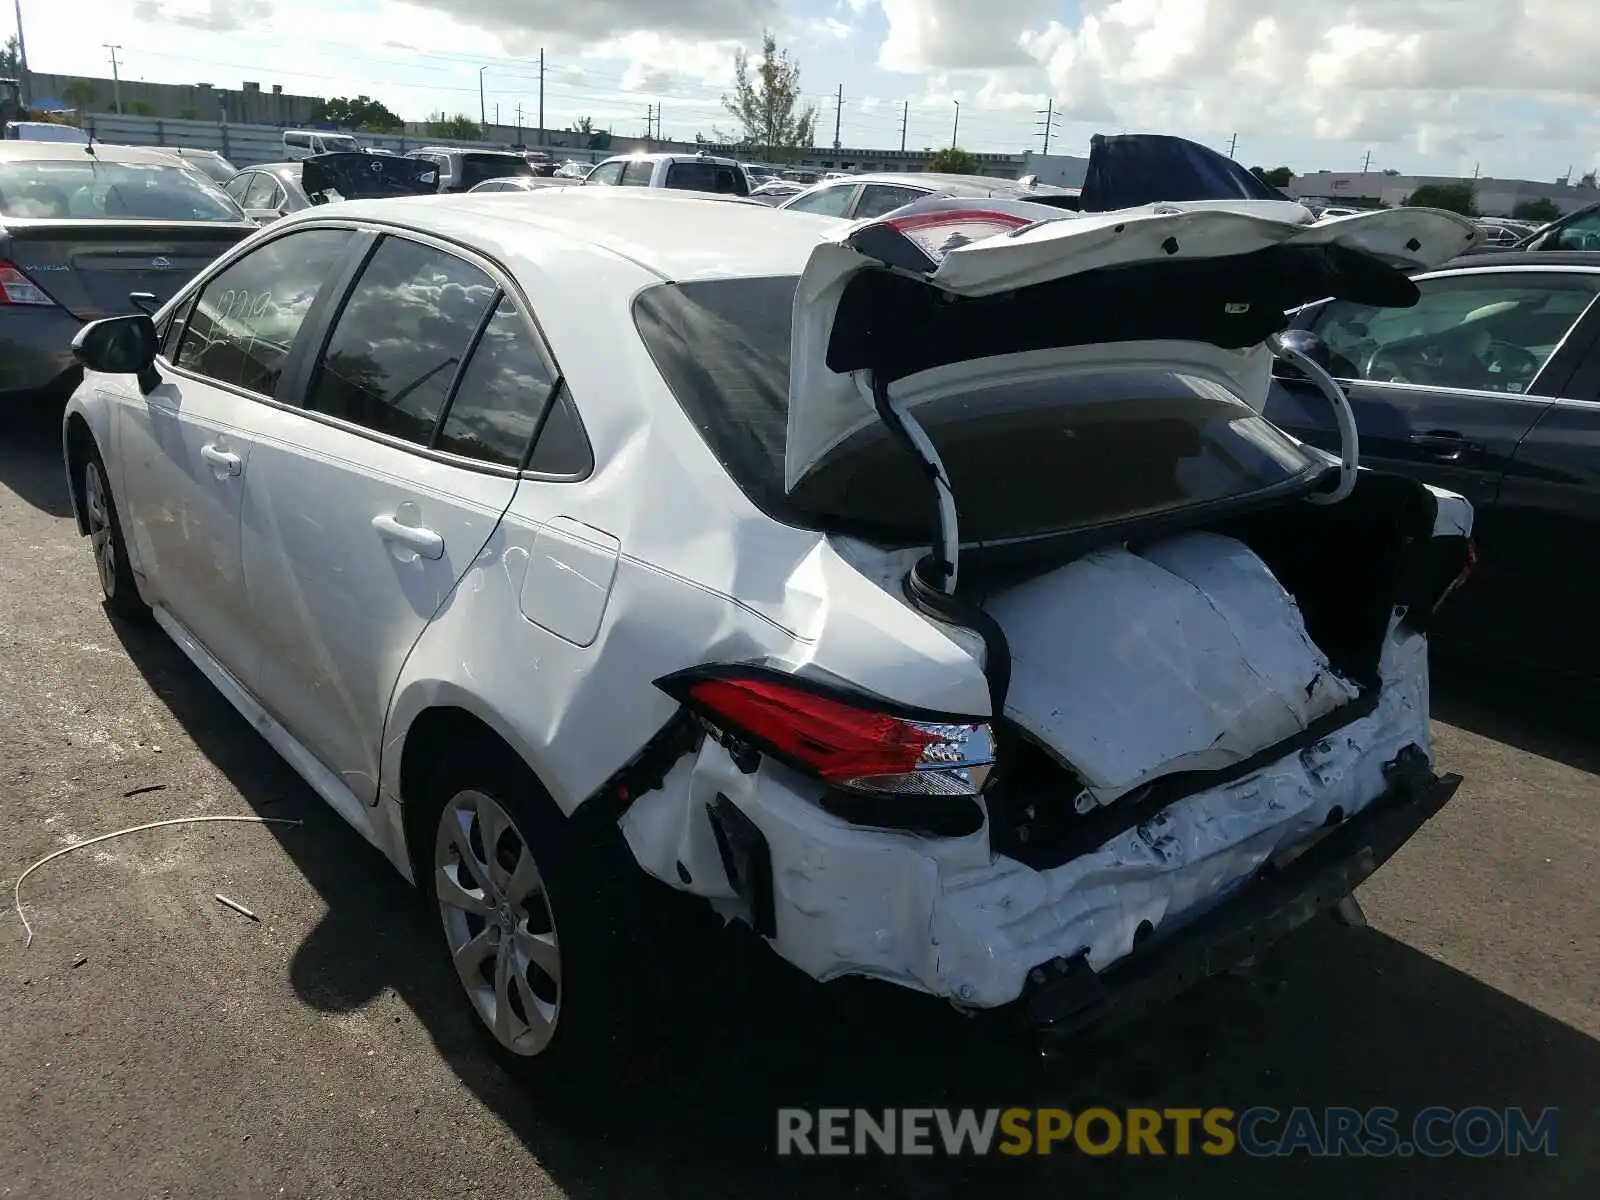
[633,276,1320,545]
[664,161,749,196]
[0,158,243,221]
[459,154,534,189]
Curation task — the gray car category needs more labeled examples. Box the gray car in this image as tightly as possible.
[221,161,314,224]
[465,175,575,194]
[0,141,254,399]
[777,171,1083,221]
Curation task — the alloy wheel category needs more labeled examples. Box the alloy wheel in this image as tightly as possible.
[434,789,561,1055]
[83,460,117,598]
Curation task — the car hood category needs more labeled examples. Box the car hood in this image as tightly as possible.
[783,199,1482,496]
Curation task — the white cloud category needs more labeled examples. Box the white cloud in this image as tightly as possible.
[869,0,1051,71]
[393,0,780,51]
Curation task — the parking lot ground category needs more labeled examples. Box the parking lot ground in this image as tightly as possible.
[1,401,1596,1199]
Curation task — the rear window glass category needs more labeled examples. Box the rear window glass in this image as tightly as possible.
[664,161,748,196]
[0,159,243,221]
[633,277,1319,545]
[459,154,534,190]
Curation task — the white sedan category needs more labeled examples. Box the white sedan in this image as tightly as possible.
[61,189,1479,1087]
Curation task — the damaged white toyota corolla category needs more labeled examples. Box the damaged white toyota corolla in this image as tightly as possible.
[62,187,1479,1084]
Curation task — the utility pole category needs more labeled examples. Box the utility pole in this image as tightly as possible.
[833,83,842,150]
[477,66,487,128]
[1226,132,1237,159]
[494,102,499,126]
[1362,148,1373,173]
[899,100,908,153]
[950,99,960,149]
[515,103,522,147]
[1035,99,1060,154]
[537,48,544,148]
[12,0,28,102]
[643,103,654,145]
[104,44,123,115]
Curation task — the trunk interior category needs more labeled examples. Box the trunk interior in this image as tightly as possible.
[969,470,1464,869]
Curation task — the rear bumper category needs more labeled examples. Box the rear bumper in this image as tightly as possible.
[0,308,84,397]
[1018,747,1460,1036]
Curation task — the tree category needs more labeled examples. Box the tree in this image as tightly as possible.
[126,99,156,116]
[929,147,976,174]
[1,34,20,77]
[568,116,596,135]
[313,94,403,132]
[1250,165,1294,188]
[1512,197,1563,225]
[721,31,816,161]
[426,112,482,139]
[1404,182,1478,216]
[588,130,612,151]
[61,79,97,116]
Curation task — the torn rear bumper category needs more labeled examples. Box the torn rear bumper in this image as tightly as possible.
[1018,749,1461,1038]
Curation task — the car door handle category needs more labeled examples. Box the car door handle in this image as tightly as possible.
[199,443,242,476]
[371,513,445,560]
[1407,432,1480,460]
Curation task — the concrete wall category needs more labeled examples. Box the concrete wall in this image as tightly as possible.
[23,72,320,125]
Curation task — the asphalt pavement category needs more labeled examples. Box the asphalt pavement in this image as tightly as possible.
[1,400,1595,1199]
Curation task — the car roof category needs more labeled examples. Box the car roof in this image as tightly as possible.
[320,188,844,283]
[0,140,192,165]
[599,152,742,167]
[812,170,1076,197]
[153,146,224,159]
[1435,250,1600,271]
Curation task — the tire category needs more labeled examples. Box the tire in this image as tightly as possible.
[421,738,639,1090]
[81,446,150,624]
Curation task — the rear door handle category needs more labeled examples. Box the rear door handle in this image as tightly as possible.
[371,513,445,560]
[199,443,242,476]
[1407,431,1479,460]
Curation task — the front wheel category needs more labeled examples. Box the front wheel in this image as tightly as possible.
[423,740,639,1088]
[81,448,150,623]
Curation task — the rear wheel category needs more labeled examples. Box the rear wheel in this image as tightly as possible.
[81,448,150,624]
[423,740,638,1088]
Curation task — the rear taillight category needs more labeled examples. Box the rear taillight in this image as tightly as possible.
[0,260,57,306]
[662,669,995,797]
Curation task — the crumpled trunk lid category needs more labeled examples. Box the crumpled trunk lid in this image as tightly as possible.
[986,530,1359,804]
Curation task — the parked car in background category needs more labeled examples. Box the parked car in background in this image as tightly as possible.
[138,146,237,185]
[1508,201,1600,252]
[4,120,90,144]
[60,189,1476,1087]
[582,152,750,197]
[749,179,805,205]
[407,146,533,193]
[1265,251,1600,680]
[777,171,1082,220]
[552,160,591,180]
[466,175,574,194]
[223,153,440,224]
[516,150,554,176]
[282,129,361,160]
[0,140,254,399]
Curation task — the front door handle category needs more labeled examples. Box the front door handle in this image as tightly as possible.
[1407,431,1479,461]
[372,513,445,560]
[199,443,242,476]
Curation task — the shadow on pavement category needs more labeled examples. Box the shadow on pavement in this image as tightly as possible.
[0,398,74,519]
[1430,651,1600,777]
[107,615,1598,1200]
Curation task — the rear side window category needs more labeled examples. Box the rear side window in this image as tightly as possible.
[435,296,557,467]
[783,183,855,217]
[285,133,310,149]
[585,161,623,186]
[619,160,654,187]
[460,154,533,190]
[175,228,355,394]
[633,277,1319,544]
[241,174,278,208]
[305,237,497,443]
[664,161,748,196]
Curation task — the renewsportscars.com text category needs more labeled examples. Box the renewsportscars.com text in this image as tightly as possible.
[776,1106,1559,1158]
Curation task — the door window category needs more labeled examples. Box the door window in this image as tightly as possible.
[854,183,927,219]
[783,183,856,218]
[585,160,624,186]
[1310,273,1600,395]
[619,159,655,187]
[241,173,279,209]
[223,174,253,203]
[1551,207,1600,251]
[174,227,356,395]
[305,236,497,444]
[434,296,557,466]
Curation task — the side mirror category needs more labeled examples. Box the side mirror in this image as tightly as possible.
[1272,329,1333,380]
[72,314,160,394]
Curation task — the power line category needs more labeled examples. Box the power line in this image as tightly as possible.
[1036,98,1060,154]
[899,100,908,153]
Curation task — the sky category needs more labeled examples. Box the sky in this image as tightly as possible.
[12,0,1600,180]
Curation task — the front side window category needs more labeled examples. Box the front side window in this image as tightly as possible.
[0,158,244,221]
[1312,273,1600,394]
[175,228,355,394]
[619,159,655,187]
[1551,208,1600,251]
[434,296,557,467]
[783,183,856,218]
[305,236,497,444]
[855,184,926,219]
[634,276,1320,544]
[584,161,624,186]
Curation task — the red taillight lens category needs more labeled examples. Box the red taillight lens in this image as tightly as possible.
[0,260,57,306]
[677,673,995,796]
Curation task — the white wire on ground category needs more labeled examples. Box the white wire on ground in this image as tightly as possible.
[12,815,304,948]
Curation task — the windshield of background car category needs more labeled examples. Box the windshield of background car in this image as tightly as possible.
[0,158,244,221]
[459,154,535,189]
[633,276,1320,544]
